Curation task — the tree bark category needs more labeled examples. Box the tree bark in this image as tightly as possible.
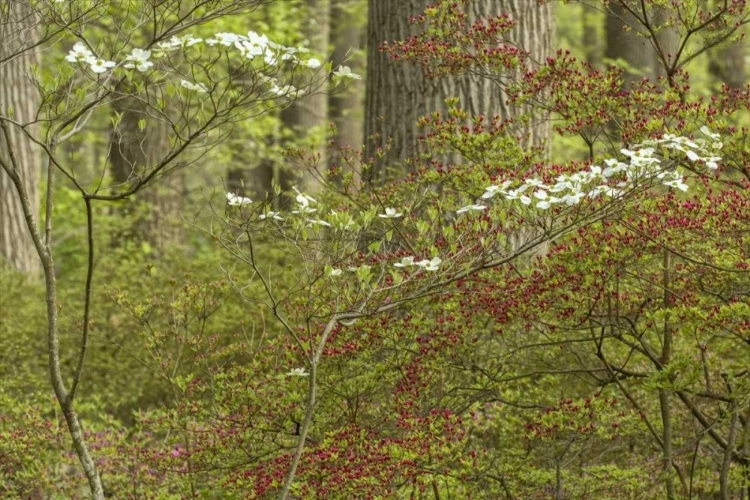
[605,3,655,85]
[233,0,332,201]
[281,0,331,192]
[364,0,553,185]
[0,1,41,275]
[709,40,746,90]
[605,2,679,83]
[581,1,603,68]
[329,0,365,182]
[227,149,276,202]
[653,9,679,78]
[109,93,183,251]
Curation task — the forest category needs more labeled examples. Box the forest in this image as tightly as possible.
[0,0,749,498]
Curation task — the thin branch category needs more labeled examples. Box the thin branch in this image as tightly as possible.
[69,195,95,401]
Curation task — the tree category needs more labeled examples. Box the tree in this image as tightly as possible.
[0,0,41,275]
[227,0,330,201]
[709,38,746,90]
[196,3,735,498]
[510,0,750,496]
[209,128,719,500]
[328,0,365,180]
[0,2,332,497]
[605,2,679,84]
[364,0,553,184]
[605,3,655,85]
[109,91,183,250]
[280,0,331,192]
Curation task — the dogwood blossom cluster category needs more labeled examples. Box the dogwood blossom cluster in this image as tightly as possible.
[291,187,318,216]
[394,256,442,271]
[65,42,116,73]
[226,129,721,284]
[181,80,208,93]
[64,31,360,92]
[259,211,283,221]
[474,128,722,211]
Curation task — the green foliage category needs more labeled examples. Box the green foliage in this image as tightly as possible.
[2,0,750,499]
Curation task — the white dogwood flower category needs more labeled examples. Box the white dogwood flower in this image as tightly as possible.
[378,208,402,219]
[394,256,416,268]
[457,204,486,214]
[226,192,252,206]
[258,211,283,221]
[333,65,361,79]
[89,58,116,73]
[123,49,153,72]
[65,42,93,62]
[181,80,208,93]
[415,257,442,272]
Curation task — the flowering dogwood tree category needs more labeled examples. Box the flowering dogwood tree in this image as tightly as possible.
[209,123,723,497]
[368,2,750,498]
[0,1,354,498]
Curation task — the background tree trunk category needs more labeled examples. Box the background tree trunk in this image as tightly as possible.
[227,147,276,203]
[329,0,365,182]
[605,3,679,82]
[581,1,603,68]
[230,0,332,201]
[605,3,655,85]
[364,0,554,185]
[709,40,746,90]
[281,0,331,192]
[0,1,41,275]
[653,9,679,78]
[109,94,183,251]
[605,2,678,152]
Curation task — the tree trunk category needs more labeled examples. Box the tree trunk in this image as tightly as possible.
[227,151,276,203]
[329,0,365,182]
[109,93,183,251]
[281,0,331,193]
[0,1,41,275]
[709,40,746,90]
[234,0,332,201]
[605,3,655,85]
[653,9,679,78]
[605,2,679,82]
[581,1,603,68]
[364,0,553,185]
